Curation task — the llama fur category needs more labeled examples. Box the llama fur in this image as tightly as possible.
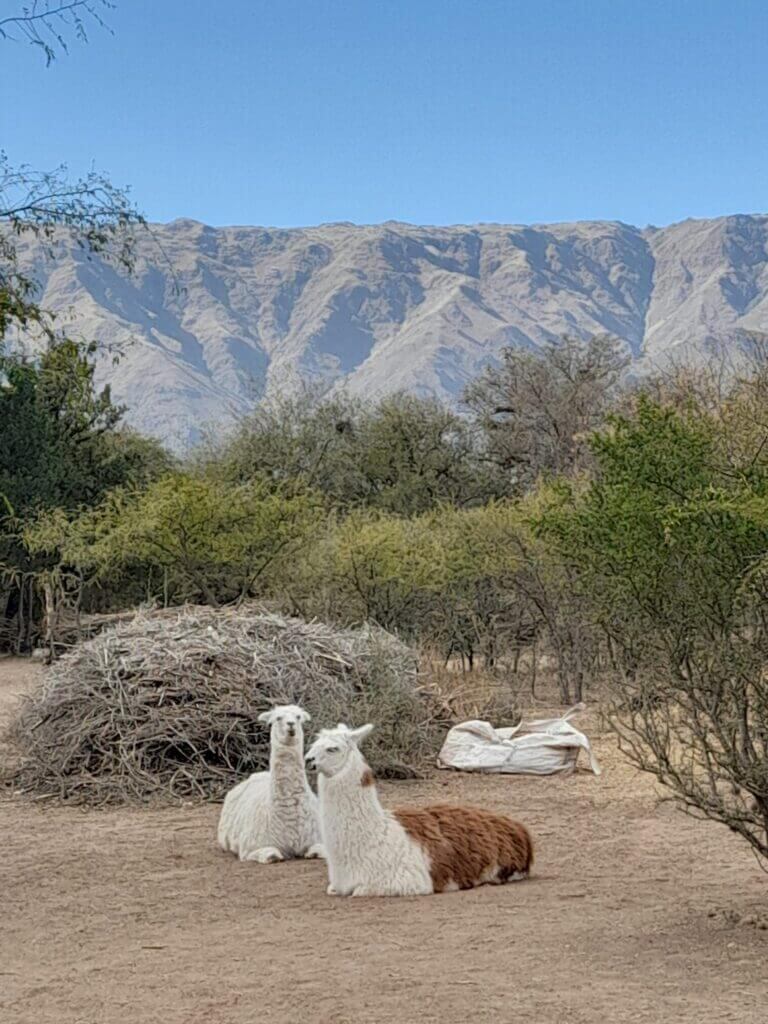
[306,723,533,897]
[217,704,323,863]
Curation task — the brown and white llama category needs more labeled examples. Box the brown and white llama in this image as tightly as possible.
[305,723,533,897]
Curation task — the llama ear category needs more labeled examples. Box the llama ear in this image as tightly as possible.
[348,723,374,745]
[258,710,274,724]
[299,709,311,723]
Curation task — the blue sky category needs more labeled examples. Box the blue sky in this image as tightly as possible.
[3,0,767,227]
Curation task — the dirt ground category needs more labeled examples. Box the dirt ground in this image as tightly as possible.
[0,658,765,1024]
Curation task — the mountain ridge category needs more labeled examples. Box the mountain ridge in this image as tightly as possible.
[14,213,768,449]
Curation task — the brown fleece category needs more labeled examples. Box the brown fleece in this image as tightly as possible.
[360,769,375,787]
[393,803,533,893]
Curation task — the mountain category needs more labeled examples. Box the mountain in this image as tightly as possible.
[14,214,768,449]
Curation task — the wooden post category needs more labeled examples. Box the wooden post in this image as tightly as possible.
[43,577,57,663]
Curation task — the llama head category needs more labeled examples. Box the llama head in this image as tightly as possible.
[305,723,374,778]
[258,704,311,749]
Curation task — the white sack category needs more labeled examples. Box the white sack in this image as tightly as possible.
[437,702,600,776]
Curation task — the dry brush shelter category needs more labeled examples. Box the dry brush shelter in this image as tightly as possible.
[4,606,440,805]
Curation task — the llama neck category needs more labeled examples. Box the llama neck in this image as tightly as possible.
[318,751,385,828]
[269,741,307,800]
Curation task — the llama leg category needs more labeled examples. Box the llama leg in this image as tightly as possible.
[243,846,285,864]
[303,843,325,859]
[351,884,384,897]
[480,864,503,885]
[327,880,355,896]
[353,879,432,897]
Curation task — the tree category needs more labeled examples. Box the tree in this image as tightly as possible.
[25,474,322,610]
[0,339,167,510]
[0,0,169,649]
[464,335,629,491]
[280,502,541,679]
[204,389,370,502]
[0,340,170,649]
[629,332,768,477]
[356,394,509,515]
[1,3,145,342]
[207,389,508,514]
[1,151,142,343]
[539,397,768,864]
[0,1,113,65]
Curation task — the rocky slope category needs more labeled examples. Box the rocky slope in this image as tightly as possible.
[15,214,768,448]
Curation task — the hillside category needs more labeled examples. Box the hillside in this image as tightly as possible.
[15,214,768,448]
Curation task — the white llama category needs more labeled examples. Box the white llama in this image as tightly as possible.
[306,723,533,897]
[217,704,324,863]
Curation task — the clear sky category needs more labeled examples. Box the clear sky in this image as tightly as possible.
[3,0,767,228]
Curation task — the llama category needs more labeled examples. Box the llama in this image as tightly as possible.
[217,704,324,863]
[305,723,533,896]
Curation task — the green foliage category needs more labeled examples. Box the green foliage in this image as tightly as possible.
[205,390,509,515]
[353,394,508,514]
[0,340,168,513]
[538,396,768,862]
[540,398,768,654]
[0,21,152,648]
[278,502,538,670]
[26,473,322,608]
[0,340,170,649]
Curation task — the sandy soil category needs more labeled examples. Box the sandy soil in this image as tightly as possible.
[0,657,765,1024]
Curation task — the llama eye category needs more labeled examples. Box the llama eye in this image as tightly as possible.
[327,746,339,753]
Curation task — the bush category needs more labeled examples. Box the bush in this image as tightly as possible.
[203,389,508,514]
[277,503,544,672]
[23,472,322,613]
[539,398,768,863]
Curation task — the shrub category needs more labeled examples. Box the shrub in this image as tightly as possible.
[539,398,768,863]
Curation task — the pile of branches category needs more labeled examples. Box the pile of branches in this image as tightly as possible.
[4,606,442,805]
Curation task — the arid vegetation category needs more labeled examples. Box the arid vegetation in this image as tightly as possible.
[2,11,765,1024]
[2,325,768,863]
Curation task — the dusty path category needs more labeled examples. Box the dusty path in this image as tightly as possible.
[0,658,765,1024]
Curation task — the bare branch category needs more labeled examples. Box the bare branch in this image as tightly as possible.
[0,1,114,65]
